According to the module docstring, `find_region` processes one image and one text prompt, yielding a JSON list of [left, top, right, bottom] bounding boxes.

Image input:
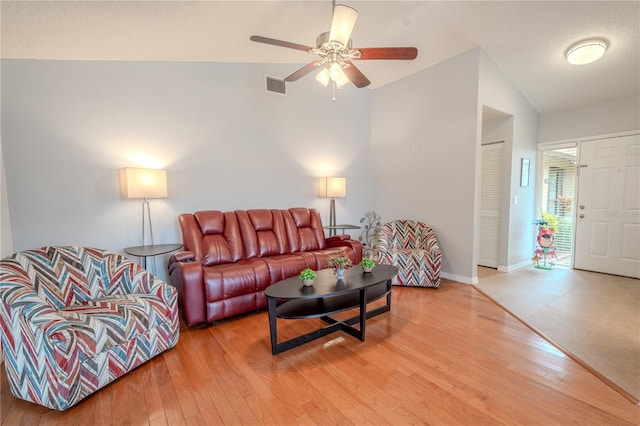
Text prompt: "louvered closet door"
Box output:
[[479, 142, 504, 268]]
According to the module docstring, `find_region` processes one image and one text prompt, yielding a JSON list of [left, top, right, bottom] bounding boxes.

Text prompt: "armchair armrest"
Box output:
[[103, 253, 176, 304], [0, 268, 74, 350]]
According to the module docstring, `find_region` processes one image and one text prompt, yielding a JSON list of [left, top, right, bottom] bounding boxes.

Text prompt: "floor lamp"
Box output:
[[120, 167, 167, 247], [318, 177, 346, 236]]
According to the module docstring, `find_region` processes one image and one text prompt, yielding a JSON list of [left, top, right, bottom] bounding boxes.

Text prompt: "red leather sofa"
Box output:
[[168, 208, 363, 325]]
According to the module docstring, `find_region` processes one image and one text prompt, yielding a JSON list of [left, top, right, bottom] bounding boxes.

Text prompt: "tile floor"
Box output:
[[475, 266, 639, 403]]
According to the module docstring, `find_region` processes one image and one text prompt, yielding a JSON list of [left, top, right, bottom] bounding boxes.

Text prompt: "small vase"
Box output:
[[302, 279, 314, 287], [363, 266, 373, 273], [335, 268, 345, 279]]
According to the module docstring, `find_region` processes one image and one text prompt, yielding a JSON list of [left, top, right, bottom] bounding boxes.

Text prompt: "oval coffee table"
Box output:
[[265, 264, 398, 355]]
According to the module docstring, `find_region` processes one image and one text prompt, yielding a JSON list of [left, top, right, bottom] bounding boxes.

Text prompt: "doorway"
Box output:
[[537, 145, 577, 267], [479, 142, 504, 268]]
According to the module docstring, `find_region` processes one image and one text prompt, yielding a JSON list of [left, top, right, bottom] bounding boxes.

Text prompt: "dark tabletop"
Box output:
[[123, 243, 183, 257], [265, 264, 398, 300]]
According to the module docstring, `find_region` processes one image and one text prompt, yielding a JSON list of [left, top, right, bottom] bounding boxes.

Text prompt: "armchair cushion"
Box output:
[[375, 220, 442, 288], [0, 246, 179, 411]]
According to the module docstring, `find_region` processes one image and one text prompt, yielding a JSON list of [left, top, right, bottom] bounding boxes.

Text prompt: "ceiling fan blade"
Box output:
[[284, 61, 323, 82], [329, 5, 358, 46], [250, 35, 313, 53], [343, 61, 370, 88], [355, 47, 418, 60]]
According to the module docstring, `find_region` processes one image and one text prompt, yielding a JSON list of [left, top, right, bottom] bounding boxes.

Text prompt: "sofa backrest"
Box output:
[[236, 209, 292, 259], [284, 208, 328, 252], [179, 211, 244, 266], [178, 208, 331, 263]]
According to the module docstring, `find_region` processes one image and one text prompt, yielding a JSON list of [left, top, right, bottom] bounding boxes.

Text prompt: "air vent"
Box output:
[[265, 76, 286, 95]]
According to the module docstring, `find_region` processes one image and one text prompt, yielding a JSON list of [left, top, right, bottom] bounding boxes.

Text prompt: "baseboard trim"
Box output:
[[497, 260, 531, 272], [441, 272, 476, 285]]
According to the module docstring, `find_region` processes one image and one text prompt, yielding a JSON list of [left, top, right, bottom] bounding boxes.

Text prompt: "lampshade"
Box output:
[[120, 168, 167, 199], [566, 39, 608, 65], [317, 63, 350, 88], [318, 177, 346, 198], [329, 4, 358, 47], [316, 68, 331, 86]]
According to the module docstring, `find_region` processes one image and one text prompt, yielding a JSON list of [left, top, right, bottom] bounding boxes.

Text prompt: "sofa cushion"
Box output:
[[58, 294, 170, 360], [285, 208, 327, 252], [202, 258, 270, 322], [237, 209, 291, 258], [193, 211, 244, 266], [203, 259, 270, 302]]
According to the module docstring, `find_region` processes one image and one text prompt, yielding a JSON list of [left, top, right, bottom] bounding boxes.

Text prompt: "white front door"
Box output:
[[478, 142, 504, 268], [574, 134, 640, 278]]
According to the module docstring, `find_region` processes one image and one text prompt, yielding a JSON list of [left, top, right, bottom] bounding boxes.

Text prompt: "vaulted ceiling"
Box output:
[[2, 1, 638, 115]]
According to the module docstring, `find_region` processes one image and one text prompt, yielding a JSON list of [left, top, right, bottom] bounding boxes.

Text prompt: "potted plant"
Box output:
[[299, 268, 317, 286], [360, 257, 376, 273], [328, 254, 353, 279]]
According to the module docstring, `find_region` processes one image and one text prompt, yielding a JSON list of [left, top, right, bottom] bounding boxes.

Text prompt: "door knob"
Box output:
[[579, 205, 585, 210], [579, 214, 585, 219]]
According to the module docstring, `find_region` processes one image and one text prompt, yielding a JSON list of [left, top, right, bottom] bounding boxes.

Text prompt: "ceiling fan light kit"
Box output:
[[566, 39, 608, 65], [328, 4, 358, 47], [250, 2, 418, 99]]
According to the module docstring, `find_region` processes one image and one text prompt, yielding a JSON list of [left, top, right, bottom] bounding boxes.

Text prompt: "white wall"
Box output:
[[539, 96, 640, 143], [477, 50, 539, 273], [1, 59, 372, 280], [371, 49, 481, 282]]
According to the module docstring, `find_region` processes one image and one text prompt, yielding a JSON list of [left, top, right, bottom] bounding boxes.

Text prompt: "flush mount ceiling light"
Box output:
[[566, 39, 608, 65]]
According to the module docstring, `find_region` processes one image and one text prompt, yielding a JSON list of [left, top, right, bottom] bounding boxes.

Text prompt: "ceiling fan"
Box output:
[[250, 1, 418, 91]]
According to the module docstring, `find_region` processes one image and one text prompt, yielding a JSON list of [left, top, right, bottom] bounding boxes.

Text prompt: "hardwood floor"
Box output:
[[474, 266, 640, 404], [2, 280, 638, 425]]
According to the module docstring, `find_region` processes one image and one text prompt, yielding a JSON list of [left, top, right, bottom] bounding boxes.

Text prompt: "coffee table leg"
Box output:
[[386, 279, 392, 310], [358, 288, 366, 341], [267, 296, 279, 355]]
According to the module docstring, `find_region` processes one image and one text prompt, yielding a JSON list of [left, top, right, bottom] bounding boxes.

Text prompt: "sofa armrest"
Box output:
[[168, 258, 206, 325], [171, 250, 196, 263], [326, 235, 350, 243], [326, 238, 363, 264]]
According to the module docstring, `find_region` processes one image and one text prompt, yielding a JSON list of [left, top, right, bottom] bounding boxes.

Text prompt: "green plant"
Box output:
[[360, 258, 375, 269], [298, 268, 317, 281], [540, 211, 559, 233], [328, 255, 353, 270]]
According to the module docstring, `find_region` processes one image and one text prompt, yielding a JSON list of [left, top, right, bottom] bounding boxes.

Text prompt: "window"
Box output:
[[538, 145, 577, 267]]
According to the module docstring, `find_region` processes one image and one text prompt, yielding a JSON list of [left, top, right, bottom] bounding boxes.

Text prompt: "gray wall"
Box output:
[[0, 145, 13, 258], [1, 59, 372, 279], [371, 48, 539, 282], [3, 55, 633, 284], [477, 49, 539, 273], [371, 49, 481, 282], [539, 96, 640, 143]]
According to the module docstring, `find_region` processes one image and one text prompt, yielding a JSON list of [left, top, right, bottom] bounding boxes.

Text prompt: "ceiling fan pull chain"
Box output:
[[332, 81, 336, 101]]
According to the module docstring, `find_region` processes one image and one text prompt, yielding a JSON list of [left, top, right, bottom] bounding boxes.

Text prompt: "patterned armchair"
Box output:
[[0, 246, 179, 411], [374, 220, 442, 287]]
